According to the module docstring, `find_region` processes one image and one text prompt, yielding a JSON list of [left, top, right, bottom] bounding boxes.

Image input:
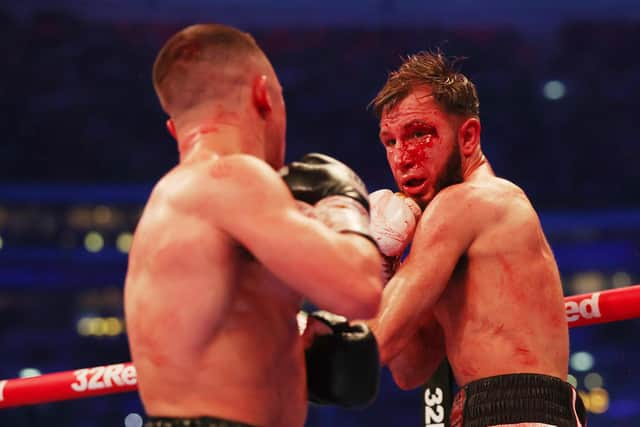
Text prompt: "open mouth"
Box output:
[[401, 177, 428, 196], [403, 178, 426, 188]]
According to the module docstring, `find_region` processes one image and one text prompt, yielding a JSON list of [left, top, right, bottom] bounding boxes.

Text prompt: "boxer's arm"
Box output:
[[373, 187, 477, 363], [387, 315, 445, 390], [213, 155, 382, 319]]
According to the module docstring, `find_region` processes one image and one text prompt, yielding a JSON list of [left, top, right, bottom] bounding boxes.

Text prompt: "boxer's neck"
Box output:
[[463, 150, 494, 181], [176, 113, 264, 163]]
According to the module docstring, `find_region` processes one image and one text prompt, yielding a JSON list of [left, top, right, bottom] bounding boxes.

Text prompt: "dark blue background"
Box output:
[[0, 1, 639, 425]]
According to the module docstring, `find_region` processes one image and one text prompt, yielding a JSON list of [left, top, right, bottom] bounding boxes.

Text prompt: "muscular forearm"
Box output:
[[387, 325, 445, 390], [370, 276, 428, 363], [368, 316, 410, 364]]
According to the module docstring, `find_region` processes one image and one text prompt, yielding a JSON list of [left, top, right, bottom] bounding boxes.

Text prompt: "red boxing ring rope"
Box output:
[[564, 284, 640, 327], [0, 362, 137, 409], [2, 284, 640, 409]]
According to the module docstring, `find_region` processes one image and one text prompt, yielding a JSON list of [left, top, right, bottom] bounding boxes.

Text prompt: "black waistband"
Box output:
[[452, 373, 586, 427], [144, 416, 257, 427]]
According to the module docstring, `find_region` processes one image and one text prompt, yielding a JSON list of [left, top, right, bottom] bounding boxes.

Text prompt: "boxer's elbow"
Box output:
[[388, 353, 430, 391], [339, 277, 381, 319], [375, 324, 409, 366], [391, 369, 422, 391], [377, 343, 396, 367]]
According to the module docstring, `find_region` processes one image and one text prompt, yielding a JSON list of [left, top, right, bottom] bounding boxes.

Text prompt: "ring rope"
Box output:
[[2, 284, 640, 409]]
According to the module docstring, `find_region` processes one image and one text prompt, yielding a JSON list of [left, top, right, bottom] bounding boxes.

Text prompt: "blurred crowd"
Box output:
[[1, 9, 640, 209]]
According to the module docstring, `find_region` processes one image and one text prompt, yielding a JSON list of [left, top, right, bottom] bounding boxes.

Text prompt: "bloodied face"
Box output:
[[379, 87, 463, 208]]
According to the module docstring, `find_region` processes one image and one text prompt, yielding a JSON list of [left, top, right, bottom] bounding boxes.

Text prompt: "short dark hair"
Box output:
[[371, 50, 479, 119], [152, 24, 266, 115]]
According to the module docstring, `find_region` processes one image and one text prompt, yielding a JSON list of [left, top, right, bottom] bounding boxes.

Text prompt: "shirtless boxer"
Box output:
[[367, 51, 587, 426], [124, 24, 382, 427]]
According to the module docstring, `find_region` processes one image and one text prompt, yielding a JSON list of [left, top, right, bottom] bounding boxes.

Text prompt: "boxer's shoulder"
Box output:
[[430, 177, 528, 221], [423, 183, 484, 222], [431, 178, 542, 249], [474, 177, 540, 227], [414, 181, 511, 247], [206, 153, 273, 176], [155, 154, 280, 204], [204, 154, 286, 195]]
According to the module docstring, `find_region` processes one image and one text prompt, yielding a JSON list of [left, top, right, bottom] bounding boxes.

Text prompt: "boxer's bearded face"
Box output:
[[433, 143, 463, 197], [379, 88, 463, 208]]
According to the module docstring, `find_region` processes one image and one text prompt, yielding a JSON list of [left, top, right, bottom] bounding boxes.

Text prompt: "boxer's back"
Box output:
[[125, 156, 307, 427], [434, 176, 569, 386]]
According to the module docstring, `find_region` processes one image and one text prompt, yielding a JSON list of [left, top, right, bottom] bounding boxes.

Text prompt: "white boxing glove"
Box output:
[[370, 189, 421, 257], [369, 189, 421, 281]]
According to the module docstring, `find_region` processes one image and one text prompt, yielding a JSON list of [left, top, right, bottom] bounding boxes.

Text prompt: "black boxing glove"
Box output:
[[280, 153, 370, 208], [304, 310, 380, 408], [280, 153, 374, 241]]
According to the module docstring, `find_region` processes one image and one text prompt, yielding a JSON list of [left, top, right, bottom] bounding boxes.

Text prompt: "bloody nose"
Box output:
[[397, 141, 424, 170]]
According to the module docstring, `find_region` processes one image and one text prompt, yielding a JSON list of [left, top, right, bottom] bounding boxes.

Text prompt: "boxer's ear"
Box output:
[[458, 117, 480, 156], [166, 118, 177, 140], [252, 75, 272, 118]]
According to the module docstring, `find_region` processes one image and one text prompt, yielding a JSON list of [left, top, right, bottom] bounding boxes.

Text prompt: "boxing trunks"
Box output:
[[145, 416, 257, 427], [450, 373, 586, 427]]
